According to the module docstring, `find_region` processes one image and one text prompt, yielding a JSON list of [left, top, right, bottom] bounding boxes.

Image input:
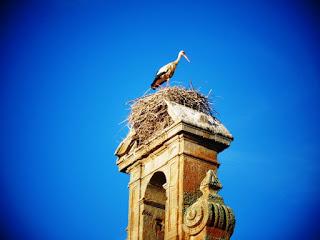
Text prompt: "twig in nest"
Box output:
[[127, 86, 214, 146]]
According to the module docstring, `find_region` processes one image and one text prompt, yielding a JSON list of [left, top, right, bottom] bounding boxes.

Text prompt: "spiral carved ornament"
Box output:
[[183, 200, 211, 235]]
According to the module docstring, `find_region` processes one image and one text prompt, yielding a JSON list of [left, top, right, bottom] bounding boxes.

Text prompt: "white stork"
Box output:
[[151, 50, 190, 90]]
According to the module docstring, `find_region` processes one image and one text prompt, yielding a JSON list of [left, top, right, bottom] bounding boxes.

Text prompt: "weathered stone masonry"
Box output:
[[115, 101, 235, 240]]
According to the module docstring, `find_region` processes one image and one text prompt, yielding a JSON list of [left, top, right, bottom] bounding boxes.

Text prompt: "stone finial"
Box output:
[[183, 170, 235, 239], [200, 169, 222, 193]]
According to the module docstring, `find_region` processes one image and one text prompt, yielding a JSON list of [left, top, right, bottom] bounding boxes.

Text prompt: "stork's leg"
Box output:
[[166, 79, 170, 87]]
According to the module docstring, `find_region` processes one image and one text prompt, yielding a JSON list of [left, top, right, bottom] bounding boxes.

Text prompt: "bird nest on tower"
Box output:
[[127, 86, 213, 146]]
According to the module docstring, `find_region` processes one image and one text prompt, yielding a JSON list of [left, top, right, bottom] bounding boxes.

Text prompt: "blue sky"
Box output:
[[1, 0, 319, 239]]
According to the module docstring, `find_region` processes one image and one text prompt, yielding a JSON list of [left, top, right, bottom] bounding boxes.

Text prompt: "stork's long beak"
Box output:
[[183, 54, 190, 63]]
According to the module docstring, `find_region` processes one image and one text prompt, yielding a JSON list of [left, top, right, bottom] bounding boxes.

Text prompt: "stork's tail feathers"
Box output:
[[151, 77, 160, 90]]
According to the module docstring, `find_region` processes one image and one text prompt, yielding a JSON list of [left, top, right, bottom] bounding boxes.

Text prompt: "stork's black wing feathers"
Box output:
[[154, 70, 166, 79], [151, 75, 162, 89], [151, 69, 168, 89]]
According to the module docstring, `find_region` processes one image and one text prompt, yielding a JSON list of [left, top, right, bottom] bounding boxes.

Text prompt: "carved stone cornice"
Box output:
[[116, 121, 232, 173]]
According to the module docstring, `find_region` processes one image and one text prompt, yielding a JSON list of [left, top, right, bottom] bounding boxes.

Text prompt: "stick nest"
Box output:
[[127, 86, 214, 146]]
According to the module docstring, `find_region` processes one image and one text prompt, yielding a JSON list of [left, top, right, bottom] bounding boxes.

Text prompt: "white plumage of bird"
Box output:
[[151, 50, 190, 90]]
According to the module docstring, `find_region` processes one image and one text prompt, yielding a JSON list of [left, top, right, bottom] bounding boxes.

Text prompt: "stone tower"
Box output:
[[115, 99, 235, 240]]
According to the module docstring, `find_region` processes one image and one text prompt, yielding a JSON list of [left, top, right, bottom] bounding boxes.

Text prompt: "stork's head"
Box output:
[[179, 50, 190, 62]]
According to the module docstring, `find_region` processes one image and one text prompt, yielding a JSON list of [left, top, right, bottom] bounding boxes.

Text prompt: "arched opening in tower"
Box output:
[[142, 171, 167, 240]]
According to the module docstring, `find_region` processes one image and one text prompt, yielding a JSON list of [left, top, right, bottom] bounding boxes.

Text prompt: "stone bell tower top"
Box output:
[[115, 87, 235, 240], [116, 99, 233, 172]]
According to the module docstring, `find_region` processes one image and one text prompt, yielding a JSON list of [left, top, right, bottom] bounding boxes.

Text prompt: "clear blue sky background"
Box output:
[[1, 0, 319, 239]]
